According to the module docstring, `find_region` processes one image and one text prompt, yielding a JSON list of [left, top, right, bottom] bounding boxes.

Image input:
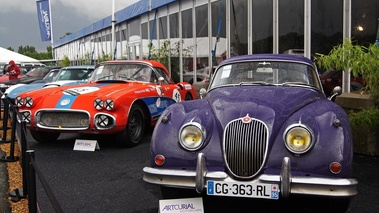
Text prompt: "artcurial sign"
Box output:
[[159, 197, 204, 213], [36, 0, 51, 41]]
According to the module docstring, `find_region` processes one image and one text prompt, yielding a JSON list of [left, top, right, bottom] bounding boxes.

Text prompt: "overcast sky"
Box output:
[[0, 0, 139, 52]]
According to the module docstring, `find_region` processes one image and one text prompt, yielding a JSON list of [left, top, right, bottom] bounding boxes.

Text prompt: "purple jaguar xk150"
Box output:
[[143, 54, 358, 212]]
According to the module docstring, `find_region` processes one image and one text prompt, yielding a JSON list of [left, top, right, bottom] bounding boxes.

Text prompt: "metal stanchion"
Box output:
[[27, 150, 37, 213], [0, 98, 11, 143], [0, 102, 19, 162], [9, 120, 27, 201]]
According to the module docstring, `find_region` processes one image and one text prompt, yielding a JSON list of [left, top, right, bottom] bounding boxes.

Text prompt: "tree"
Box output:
[[18, 45, 37, 54], [59, 56, 71, 67], [148, 40, 193, 83], [315, 39, 379, 101]]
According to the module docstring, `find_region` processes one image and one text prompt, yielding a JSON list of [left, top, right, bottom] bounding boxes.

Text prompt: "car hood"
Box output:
[[4, 83, 44, 99], [205, 86, 322, 132], [32, 81, 156, 99], [20, 76, 44, 83]]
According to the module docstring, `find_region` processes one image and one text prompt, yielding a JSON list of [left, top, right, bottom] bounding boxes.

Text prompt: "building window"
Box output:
[[352, 0, 379, 46], [231, 0, 247, 56], [279, 0, 304, 54], [128, 18, 141, 37], [182, 9, 193, 38], [311, 0, 343, 56], [141, 22, 148, 40], [211, 0, 226, 38], [252, 0, 273, 53], [159, 16, 168, 39], [149, 19, 157, 39], [170, 13, 179, 38], [196, 4, 208, 37]]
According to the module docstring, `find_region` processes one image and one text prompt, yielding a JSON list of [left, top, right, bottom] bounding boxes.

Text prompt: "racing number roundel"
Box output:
[[172, 89, 181, 102]]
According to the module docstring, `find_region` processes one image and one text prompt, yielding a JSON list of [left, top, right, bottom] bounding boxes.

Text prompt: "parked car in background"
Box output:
[[183, 66, 214, 84], [143, 54, 357, 212], [1, 66, 57, 85], [0, 69, 28, 85], [3, 65, 94, 103], [320, 69, 365, 96], [1, 62, 46, 75], [16, 60, 198, 148]]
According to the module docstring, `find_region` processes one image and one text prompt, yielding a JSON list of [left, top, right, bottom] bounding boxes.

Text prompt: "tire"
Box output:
[[350, 82, 363, 91], [185, 92, 193, 101], [30, 130, 60, 143], [115, 104, 145, 148]]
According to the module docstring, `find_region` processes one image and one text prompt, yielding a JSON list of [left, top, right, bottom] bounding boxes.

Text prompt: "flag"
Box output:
[[36, 0, 52, 41]]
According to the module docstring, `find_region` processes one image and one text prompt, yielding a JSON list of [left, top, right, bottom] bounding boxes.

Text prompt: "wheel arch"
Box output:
[[131, 99, 152, 127]]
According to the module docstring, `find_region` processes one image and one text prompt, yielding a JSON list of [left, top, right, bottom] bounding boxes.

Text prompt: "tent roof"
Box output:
[[0, 47, 39, 65]]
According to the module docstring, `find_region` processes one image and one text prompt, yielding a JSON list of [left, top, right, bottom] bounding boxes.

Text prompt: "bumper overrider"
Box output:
[[143, 153, 358, 198]]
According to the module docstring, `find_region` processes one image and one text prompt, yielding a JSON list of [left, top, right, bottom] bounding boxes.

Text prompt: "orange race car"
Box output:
[[15, 60, 197, 148]]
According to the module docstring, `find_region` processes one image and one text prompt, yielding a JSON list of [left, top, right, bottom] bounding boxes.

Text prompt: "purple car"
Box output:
[[143, 54, 358, 212]]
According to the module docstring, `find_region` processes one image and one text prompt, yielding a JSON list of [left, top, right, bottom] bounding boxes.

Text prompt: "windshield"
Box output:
[[54, 68, 93, 81], [26, 67, 50, 77], [42, 69, 60, 81], [90, 64, 160, 83], [209, 61, 322, 90]]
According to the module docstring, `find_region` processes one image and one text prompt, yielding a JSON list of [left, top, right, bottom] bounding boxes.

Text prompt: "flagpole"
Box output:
[[112, 0, 115, 59], [49, 0, 55, 60]]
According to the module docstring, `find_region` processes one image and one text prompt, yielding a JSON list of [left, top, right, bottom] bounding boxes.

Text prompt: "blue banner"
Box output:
[[36, 0, 52, 41]]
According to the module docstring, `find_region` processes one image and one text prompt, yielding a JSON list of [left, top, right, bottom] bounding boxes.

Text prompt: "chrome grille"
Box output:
[[36, 111, 90, 129], [223, 116, 268, 178]]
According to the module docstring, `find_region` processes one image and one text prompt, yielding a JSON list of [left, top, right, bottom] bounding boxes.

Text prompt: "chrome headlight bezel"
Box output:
[[105, 99, 114, 110], [25, 97, 33, 108], [283, 123, 314, 154], [15, 96, 24, 107], [94, 98, 103, 110], [179, 122, 205, 151]]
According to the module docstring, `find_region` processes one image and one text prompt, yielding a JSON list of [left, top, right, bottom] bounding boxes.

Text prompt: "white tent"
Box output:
[[0, 47, 39, 65]]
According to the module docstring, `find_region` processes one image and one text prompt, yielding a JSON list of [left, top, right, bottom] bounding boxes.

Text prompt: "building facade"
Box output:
[[53, 0, 379, 82]]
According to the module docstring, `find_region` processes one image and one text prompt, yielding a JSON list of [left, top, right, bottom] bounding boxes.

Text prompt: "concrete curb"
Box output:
[[0, 149, 11, 213]]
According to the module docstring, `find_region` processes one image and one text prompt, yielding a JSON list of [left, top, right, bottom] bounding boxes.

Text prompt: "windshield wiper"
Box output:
[[282, 82, 309, 86], [239, 81, 272, 86]]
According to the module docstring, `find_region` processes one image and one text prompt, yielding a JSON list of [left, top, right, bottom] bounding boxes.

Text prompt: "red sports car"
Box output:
[[320, 70, 365, 96], [16, 60, 198, 147]]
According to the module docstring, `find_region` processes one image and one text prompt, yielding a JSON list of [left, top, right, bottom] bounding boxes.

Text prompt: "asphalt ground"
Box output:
[[1, 131, 379, 212]]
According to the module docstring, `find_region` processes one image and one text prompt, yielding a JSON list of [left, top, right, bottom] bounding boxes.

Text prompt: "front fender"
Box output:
[[266, 99, 353, 177], [150, 100, 224, 170]]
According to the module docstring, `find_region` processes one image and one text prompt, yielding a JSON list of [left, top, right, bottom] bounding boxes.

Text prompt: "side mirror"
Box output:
[[328, 86, 342, 100], [199, 88, 207, 99]]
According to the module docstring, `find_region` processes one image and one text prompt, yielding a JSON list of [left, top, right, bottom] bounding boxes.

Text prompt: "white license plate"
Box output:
[[207, 181, 279, 200]]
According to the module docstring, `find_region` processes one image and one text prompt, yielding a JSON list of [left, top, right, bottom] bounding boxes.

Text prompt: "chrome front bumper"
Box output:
[[143, 153, 358, 198]]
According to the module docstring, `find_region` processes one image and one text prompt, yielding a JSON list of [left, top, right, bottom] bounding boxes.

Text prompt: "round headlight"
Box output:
[[94, 98, 103, 110], [105, 99, 114, 110], [25, 97, 33, 107], [15, 97, 24, 107], [284, 124, 313, 154], [179, 122, 205, 151]]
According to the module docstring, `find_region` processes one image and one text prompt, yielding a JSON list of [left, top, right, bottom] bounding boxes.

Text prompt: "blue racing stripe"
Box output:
[[55, 94, 78, 109]]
